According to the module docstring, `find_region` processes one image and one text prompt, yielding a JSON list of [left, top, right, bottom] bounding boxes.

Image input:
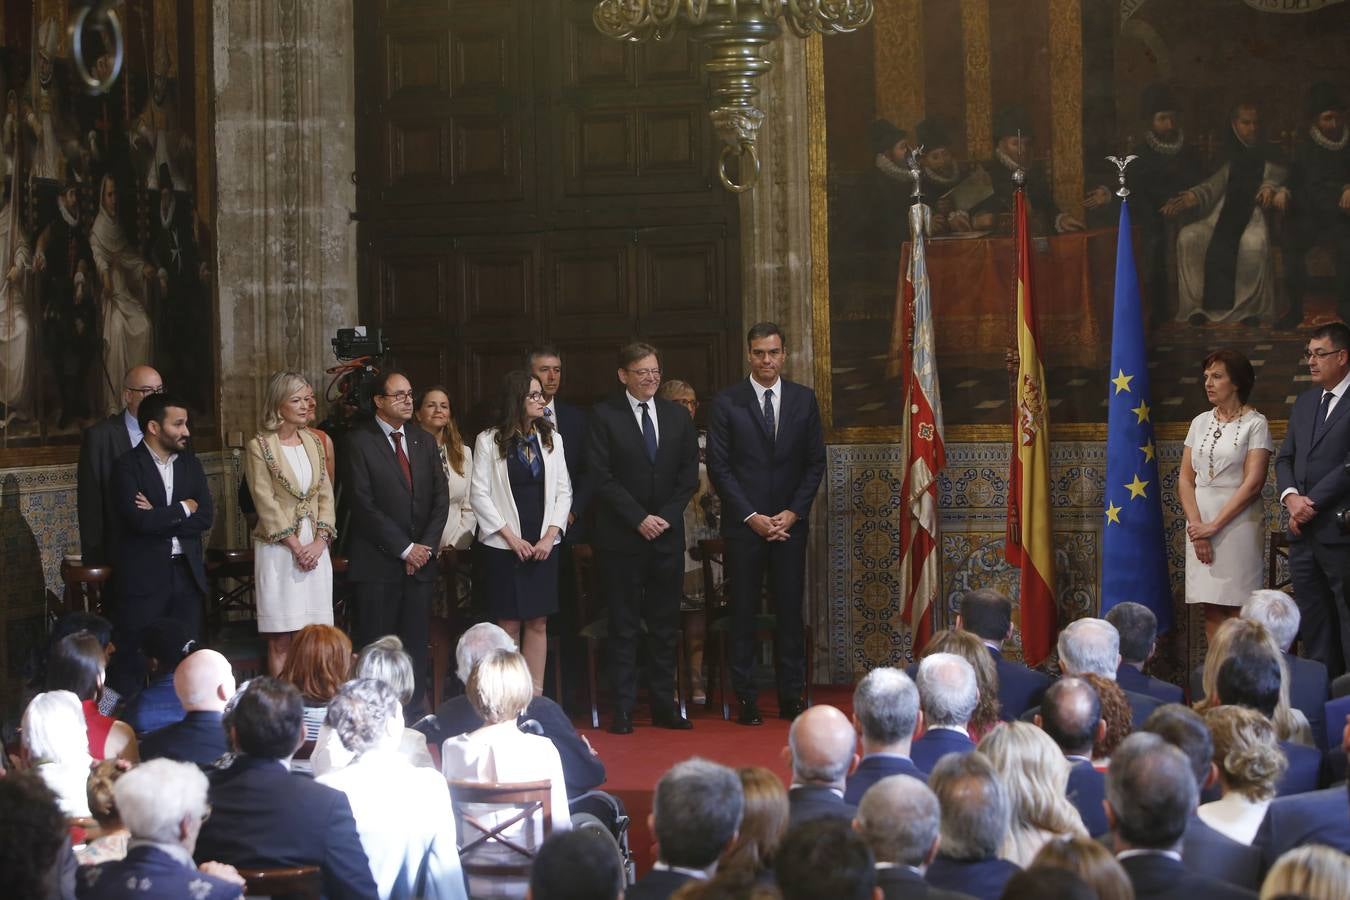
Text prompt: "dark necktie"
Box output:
[[763, 388, 776, 439], [639, 402, 658, 463], [1313, 391, 1334, 443], [391, 430, 412, 488]]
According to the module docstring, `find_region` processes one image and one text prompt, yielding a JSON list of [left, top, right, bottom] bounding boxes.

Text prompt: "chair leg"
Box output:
[[676, 628, 687, 720], [719, 633, 732, 721], [587, 638, 600, 730]]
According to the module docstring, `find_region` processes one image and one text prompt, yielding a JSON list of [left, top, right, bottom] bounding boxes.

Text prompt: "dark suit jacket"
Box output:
[[1180, 813, 1262, 891], [626, 868, 695, 900], [1116, 663, 1184, 704], [1275, 384, 1350, 545], [844, 754, 924, 805], [342, 419, 449, 583], [1118, 852, 1256, 900], [430, 695, 606, 797], [910, 728, 975, 775], [1277, 738, 1326, 795], [706, 378, 826, 539], [787, 784, 856, 828], [1066, 759, 1108, 837], [77, 411, 135, 565], [1253, 786, 1350, 866], [77, 845, 242, 899], [923, 855, 1019, 900], [988, 646, 1052, 720], [195, 755, 377, 899], [140, 710, 228, 766], [111, 442, 214, 596], [1286, 651, 1330, 749], [552, 400, 591, 541], [585, 392, 698, 555], [877, 866, 974, 900]]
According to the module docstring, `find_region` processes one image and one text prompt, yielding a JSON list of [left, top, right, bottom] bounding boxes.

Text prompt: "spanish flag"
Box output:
[[1005, 190, 1057, 666]]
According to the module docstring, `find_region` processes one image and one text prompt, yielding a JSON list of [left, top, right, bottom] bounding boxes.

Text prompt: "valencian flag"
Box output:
[[1006, 190, 1057, 666], [1101, 196, 1172, 630], [900, 199, 945, 655]]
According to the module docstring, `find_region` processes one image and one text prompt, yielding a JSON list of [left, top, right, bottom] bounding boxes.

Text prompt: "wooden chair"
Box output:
[[59, 560, 114, 618], [1268, 530, 1292, 593], [204, 548, 256, 634], [236, 865, 322, 899], [449, 779, 553, 881]]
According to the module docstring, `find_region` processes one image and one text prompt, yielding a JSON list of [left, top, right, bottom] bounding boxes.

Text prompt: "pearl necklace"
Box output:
[[1198, 406, 1246, 480]]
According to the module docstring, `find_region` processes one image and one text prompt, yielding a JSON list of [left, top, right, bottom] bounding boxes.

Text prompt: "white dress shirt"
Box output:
[[123, 408, 143, 448], [626, 391, 659, 444], [145, 445, 192, 555], [749, 376, 782, 438], [1281, 368, 1350, 502]]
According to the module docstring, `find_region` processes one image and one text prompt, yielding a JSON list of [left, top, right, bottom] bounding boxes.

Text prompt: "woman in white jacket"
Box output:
[[469, 370, 571, 696]]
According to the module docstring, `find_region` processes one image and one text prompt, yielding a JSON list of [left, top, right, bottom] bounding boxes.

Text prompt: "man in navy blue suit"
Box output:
[[787, 705, 859, 828], [109, 392, 213, 696], [853, 774, 974, 900], [911, 653, 978, 775], [1215, 651, 1325, 795], [1037, 677, 1108, 836], [627, 758, 742, 900], [1252, 708, 1350, 865], [140, 649, 235, 766], [707, 322, 826, 725], [845, 667, 923, 804], [1107, 602, 1184, 704], [1058, 618, 1163, 729], [924, 752, 1020, 900], [956, 588, 1052, 720], [1276, 321, 1350, 677]]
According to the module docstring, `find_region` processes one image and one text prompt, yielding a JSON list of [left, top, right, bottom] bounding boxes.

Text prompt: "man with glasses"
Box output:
[[1276, 322, 1350, 675], [77, 364, 163, 567], [586, 342, 698, 733], [342, 371, 449, 716]]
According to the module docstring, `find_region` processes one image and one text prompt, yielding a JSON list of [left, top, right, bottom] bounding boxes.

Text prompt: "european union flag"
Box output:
[[1101, 197, 1172, 632]]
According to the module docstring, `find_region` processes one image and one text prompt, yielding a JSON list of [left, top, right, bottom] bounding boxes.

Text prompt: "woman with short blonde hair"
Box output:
[[978, 721, 1087, 867], [1260, 845, 1350, 900], [1198, 705, 1286, 845]]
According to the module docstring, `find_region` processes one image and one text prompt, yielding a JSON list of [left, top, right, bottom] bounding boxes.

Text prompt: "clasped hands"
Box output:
[[1284, 494, 1317, 537], [504, 532, 554, 563], [748, 510, 799, 542], [404, 543, 435, 575]]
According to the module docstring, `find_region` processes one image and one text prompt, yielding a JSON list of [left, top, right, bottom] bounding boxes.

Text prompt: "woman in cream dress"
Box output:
[[1178, 349, 1272, 643], [244, 372, 336, 675], [415, 385, 476, 552]]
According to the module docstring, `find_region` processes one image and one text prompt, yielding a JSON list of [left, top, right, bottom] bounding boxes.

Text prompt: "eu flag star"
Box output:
[[1131, 401, 1151, 424], [1139, 440, 1155, 463], [1105, 501, 1122, 524], [1111, 369, 1134, 395], [1125, 474, 1149, 499]]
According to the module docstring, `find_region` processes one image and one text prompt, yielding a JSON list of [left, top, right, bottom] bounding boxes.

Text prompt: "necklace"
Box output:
[[1198, 407, 1245, 480]]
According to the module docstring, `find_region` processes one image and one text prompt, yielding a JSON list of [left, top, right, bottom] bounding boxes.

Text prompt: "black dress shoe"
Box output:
[[779, 698, 807, 720], [652, 709, 693, 730], [609, 712, 634, 735], [736, 701, 764, 726]]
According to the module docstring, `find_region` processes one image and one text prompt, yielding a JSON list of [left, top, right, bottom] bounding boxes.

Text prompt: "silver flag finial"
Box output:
[[907, 144, 925, 201], [1107, 154, 1138, 198]]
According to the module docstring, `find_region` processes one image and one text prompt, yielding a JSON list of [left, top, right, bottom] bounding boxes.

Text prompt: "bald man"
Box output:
[[787, 704, 860, 827], [139, 649, 236, 765], [1036, 677, 1108, 836]]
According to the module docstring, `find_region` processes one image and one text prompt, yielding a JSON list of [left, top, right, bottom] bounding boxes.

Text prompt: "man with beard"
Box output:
[[972, 107, 1084, 235], [1164, 101, 1288, 326], [36, 169, 97, 427], [913, 118, 975, 235], [1283, 82, 1350, 328]]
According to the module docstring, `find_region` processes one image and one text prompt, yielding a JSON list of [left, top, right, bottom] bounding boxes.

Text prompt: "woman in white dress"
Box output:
[[244, 371, 336, 675], [1179, 349, 1272, 643], [90, 174, 154, 415]]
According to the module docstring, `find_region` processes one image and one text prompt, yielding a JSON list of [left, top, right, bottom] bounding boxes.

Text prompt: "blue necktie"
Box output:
[[762, 388, 776, 440], [1313, 391, 1334, 443], [639, 402, 657, 462]]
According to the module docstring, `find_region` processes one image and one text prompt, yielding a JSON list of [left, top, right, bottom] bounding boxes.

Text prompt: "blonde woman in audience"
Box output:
[[1196, 617, 1311, 745], [1259, 845, 1350, 900], [415, 385, 477, 554], [20, 690, 94, 817], [1031, 836, 1135, 900], [75, 759, 133, 865], [278, 623, 352, 774], [1198, 705, 1286, 845], [718, 766, 789, 882], [978, 721, 1087, 867], [922, 629, 1002, 741]]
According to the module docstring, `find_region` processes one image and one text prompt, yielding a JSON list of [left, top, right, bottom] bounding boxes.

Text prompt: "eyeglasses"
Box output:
[[524, 391, 546, 401], [380, 390, 414, 401], [675, 398, 698, 408], [627, 368, 661, 379], [1302, 349, 1345, 361], [125, 384, 164, 395]]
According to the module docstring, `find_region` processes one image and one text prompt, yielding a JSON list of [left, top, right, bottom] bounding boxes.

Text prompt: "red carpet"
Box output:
[[573, 687, 855, 875]]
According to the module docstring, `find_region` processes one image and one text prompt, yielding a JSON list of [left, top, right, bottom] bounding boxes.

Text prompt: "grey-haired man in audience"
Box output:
[[854, 774, 974, 900], [627, 758, 743, 900]]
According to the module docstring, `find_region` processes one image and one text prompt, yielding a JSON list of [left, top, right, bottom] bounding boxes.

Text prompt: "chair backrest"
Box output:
[[237, 865, 322, 900], [448, 778, 553, 877]]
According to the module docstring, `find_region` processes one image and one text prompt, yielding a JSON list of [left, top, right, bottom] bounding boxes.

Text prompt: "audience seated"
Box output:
[[774, 818, 878, 900], [441, 648, 572, 841], [1036, 677, 1109, 836], [138, 649, 236, 766], [1082, 672, 1134, 761], [76, 759, 245, 899], [846, 667, 923, 804], [785, 704, 859, 827], [312, 636, 434, 776], [1107, 601, 1184, 704], [1251, 716, 1350, 863], [718, 766, 787, 883], [1139, 704, 1262, 891], [1196, 618, 1311, 746], [432, 623, 605, 799], [48, 613, 121, 716], [629, 758, 743, 900], [977, 721, 1087, 866], [0, 772, 77, 900], [47, 632, 138, 762], [22, 690, 95, 817], [923, 751, 1020, 900], [278, 623, 352, 774], [1214, 649, 1325, 795], [1105, 733, 1254, 900], [853, 774, 972, 900], [998, 867, 1095, 900], [1057, 617, 1162, 729], [1029, 835, 1133, 900], [911, 654, 978, 775], [955, 588, 1051, 721], [529, 830, 625, 900], [316, 679, 465, 900], [920, 630, 1001, 742], [75, 760, 133, 866], [193, 676, 377, 898], [1259, 845, 1350, 900], [121, 618, 193, 735], [1198, 705, 1286, 845]]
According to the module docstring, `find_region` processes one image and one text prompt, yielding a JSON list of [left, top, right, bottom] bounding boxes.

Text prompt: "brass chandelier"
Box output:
[[593, 0, 874, 192]]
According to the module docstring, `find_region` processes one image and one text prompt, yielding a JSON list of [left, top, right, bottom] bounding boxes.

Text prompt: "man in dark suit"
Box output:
[[1140, 705, 1262, 892], [1252, 785, 1350, 864], [788, 705, 860, 827], [1057, 617, 1164, 729], [1240, 589, 1331, 749], [911, 654, 977, 775], [1107, 602, 1184, 704], [1215, 652, 1326, 795], [707, 322, 826, 725], [1108, 734, 1255, 900], [1276, 321, 1350, 676], [531, 831, 624, 900], [342, 371, 449, 717], [586, 342, 698, 734], [108, 392, 213, 696], [775, 819, 882, 900], [77, 363, 162, 566], [854, 774, 975, 900], [1037, 677, 1109, 836], [924, 753, 1021, 900], [195, 677, 377, 898], [845, 668, 923, 804], [627, 758, 742, 900], [140, 648, 235, 766], [955, 588, 1052, 720]]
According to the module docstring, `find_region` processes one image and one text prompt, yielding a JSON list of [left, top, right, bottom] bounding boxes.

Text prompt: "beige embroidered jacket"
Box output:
[[243, 429, 337, 544]]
